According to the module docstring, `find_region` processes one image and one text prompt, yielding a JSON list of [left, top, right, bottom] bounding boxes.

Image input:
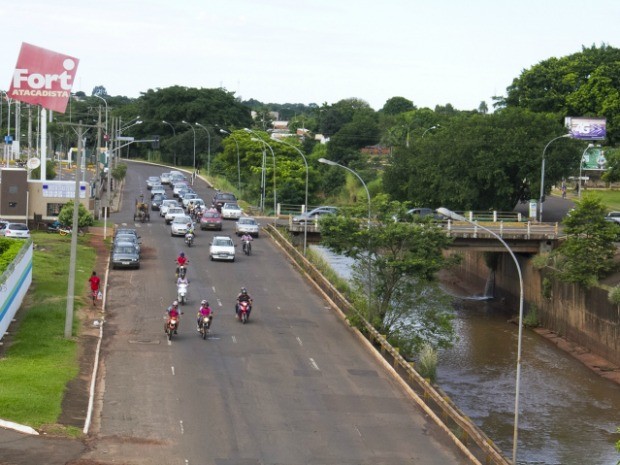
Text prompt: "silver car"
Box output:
[[171, 215, 193, 236], [235, 217, 260, 237]]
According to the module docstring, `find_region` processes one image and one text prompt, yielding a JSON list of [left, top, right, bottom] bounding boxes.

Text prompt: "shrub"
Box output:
[[417, 343, 438, 382], [608, 285, 620, 306]]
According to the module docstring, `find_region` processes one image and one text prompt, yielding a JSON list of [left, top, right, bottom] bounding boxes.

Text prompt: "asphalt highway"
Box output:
[[81, 161, 469, 464]]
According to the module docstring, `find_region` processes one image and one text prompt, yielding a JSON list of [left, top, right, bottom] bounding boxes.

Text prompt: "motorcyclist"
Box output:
[[241, 233, 253, 254], [166, 300, 182, 333], [185, 226, 195, 245], [196, 299, 213, 331], [177, 274, 189, 286], [176, 252, 189, 277], [235, 287, 253, 317]]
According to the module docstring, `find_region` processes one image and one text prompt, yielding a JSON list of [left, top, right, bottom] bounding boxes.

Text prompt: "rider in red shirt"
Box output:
[[176, 252, 189, 278]]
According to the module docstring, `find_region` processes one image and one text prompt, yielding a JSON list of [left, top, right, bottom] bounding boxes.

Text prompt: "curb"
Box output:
[[0, 419, 38, 435]]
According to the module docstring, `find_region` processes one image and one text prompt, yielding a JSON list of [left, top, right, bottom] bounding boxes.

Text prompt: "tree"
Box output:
[[546, 194, 617, 287], [319, 197, 457, 353], [478, 101, 489, 114], [382, 96, 415, 115], [92, 85, 108, 97], [58, 200, 95, 228]]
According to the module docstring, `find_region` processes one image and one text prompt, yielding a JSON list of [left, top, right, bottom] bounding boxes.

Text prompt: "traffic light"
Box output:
[[152, 135, 160, 149]]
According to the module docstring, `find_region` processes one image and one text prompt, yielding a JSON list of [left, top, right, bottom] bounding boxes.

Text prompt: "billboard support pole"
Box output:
[[40, 107, 47, 180]]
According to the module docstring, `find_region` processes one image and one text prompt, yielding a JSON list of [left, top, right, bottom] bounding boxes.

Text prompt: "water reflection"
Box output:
[[312, 245, 620, 465]]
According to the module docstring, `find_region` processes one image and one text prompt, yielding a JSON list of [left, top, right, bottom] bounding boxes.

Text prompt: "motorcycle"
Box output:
[[242, 239, 252, 256], [165, 316, 179, 341], [47, 220, 62, 233], [237, 300, 250, 324], [198, 314, 212, 340], [177, 282, 188, 305], [176, 264, 187, 280], [184, 231, 194, 247]]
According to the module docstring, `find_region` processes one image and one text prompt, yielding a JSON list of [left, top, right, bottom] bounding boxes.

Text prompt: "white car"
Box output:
[[171, 215, 193, 236], [151, 185, 166, 198], [173, 182, 190, 197], [160, 172, 172, 184], [165, 206, 186, 224], [221, 203, 242, 220], [235, 217, 260, 237], [3, 222, 30, 239], [160, 199, 180, 217], [146, 176, 161, 189], [181, 193, 199, 208], [209, 235, 236, 262]]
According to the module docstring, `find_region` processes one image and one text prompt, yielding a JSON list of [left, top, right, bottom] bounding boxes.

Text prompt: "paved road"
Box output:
[[81, 161, 469, 464]]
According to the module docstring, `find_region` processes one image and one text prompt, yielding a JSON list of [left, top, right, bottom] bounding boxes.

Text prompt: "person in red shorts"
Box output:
[[88, 271, 101, 305]]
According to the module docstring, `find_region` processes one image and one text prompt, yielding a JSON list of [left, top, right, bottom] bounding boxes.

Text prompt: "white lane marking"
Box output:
[[277, 306, 281, 310], [296, 336, 303, 346], [232, 335, 237, 344], [168, 339, 172, 346], [309, 358, 320, 371], [355, 425, 362, 436], [171, 366, 175, 376], [212, 286, 216, 293], [217, 299, 222, 307], [179, 420, 184, 434]]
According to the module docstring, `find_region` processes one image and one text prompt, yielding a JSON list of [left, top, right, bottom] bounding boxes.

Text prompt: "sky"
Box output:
[[2, 0, 620, 112]]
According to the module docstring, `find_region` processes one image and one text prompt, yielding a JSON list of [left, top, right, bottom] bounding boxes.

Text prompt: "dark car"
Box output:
[[200, 209, 223, 230], [151, 193, 167, 211], [111, 242, 141, 269], [212, 192, 237, 212]]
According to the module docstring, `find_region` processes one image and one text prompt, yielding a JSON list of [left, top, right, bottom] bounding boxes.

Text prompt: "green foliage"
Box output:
[[542, 277, 552, 300], [111, 163, 127, 181], [381, 96, 415, 115], [416, 343, 438, 382], [319, 198, 457, 350], [523, 304, 540, 327], [0, 239, 27, 273], [608, 286, 620, 306], [30, 159, 56, 180], [57, 201, 95, 228], [550, 194, 617, 287], [383, 108, 578, 211]]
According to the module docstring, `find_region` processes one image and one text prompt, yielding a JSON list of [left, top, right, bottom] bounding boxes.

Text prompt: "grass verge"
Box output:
[[0, 231, 95, 428]]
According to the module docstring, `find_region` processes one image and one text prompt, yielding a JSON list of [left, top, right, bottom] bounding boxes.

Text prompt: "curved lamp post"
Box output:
[[220, 129, 241, 192], [422, 124, 439, 138], [251, 136, 277, 221], [539, 133, 571, 221], [436, 207, 524, 465], [162, 120, 177, 165], [195, 122, 211, 177], [318, 157, 372, 308], [578, 143, 595, 199], [244, 129, 266, 212], [275, 138, 309, 255], [181, 120, 196, 182]]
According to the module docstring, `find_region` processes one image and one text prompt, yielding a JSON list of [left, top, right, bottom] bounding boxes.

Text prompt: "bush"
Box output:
[[523, 304, 540, 327], [417, 343, 438, 382], [608, 285, 620, 306], [58, 201, 94, 228]]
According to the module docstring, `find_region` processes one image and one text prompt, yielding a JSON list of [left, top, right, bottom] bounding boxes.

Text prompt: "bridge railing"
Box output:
[[266, 224, 511, 465], [443, 220, 560, 240], [456, 211, 525, 222]]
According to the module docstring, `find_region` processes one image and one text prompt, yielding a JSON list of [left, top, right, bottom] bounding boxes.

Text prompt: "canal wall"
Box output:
[[448, 250, 620, 367]]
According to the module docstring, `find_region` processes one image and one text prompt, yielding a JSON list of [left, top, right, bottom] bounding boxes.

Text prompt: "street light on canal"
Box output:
[[539, 133, 571, 221], [275, 138, 309, 255], [436, 207, 524, 465], [318, 157, 372, 310]]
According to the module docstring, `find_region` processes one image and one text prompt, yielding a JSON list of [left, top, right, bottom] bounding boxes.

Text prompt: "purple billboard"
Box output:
[[565, 117, 607, 140]]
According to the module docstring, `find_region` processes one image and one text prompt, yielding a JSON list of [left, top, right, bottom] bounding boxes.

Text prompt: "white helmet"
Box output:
[[201, 299, 207, 306], [172, 300, 179, 306]]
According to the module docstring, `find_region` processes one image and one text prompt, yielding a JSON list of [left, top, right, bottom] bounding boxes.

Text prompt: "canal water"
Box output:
[[312, 245, 620, 465]]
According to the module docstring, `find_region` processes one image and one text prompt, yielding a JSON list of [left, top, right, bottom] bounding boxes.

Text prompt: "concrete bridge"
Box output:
[[287, 219, 562, 254]]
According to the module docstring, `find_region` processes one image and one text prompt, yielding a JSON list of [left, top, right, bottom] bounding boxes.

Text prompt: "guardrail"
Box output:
[[265, 224, 510, 465], [444, 220, 561, 240]]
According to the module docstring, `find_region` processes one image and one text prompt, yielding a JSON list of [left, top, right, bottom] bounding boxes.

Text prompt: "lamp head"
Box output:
[[435, 207, 465, 221], [318, 157, 336, 166]]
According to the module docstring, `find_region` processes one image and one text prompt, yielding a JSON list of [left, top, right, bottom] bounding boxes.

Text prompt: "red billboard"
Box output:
[[8, 43, 79, 114]]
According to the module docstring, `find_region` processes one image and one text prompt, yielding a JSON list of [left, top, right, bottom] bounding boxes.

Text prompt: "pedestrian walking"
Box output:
[[89, 271, 101, 305]]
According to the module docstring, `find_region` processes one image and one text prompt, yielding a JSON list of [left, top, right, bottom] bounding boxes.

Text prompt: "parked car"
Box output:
[[111, 241, 141, 269], [292, 206, 339, 224], [171, 215, 193, 236], [209, 235, 236, 262], [221, 202, 242, 220], [235, 217, 260, 237], [114, 233, 141, 255], [160, 199, 180, 217], [200, 209, 223, 230], [3, 222, 30, 239], [114, 228, 139, 239], [604, 211, 620, 225], [165, 206, 186, 224], [151, 193, 167, 210], [212, 192, 237, 212]]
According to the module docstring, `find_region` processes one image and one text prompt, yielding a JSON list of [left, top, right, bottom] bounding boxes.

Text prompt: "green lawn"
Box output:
[[0, 232, 95, 431]]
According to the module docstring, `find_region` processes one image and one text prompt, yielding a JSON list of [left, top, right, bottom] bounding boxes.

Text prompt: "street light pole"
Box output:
[[220, 129, 241, 192], [318, 157, 372, 308], [539, 133, 571, 221], [251, 137, 277, 221], [162, 120, 177, 165], [422, 124, 439, 137], [276, 138, 309, 255], [244, 129, 267, 214], [578, 143, 595, 199], [195, 122, 211, 177], [181, 120, 196, 184], [436, 207, 524, 465]]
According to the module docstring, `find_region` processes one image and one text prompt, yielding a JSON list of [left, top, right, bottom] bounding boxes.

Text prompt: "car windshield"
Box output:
[[168, 208, 183, 214], [240, 218, 255, 225], [214, 238, 231, 246], [8, 224, 28, 230], [173, 216, 191, 224], [115, 246, 136, 254], [204, 212, 218, 218]]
